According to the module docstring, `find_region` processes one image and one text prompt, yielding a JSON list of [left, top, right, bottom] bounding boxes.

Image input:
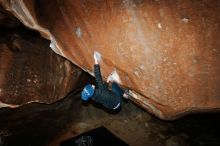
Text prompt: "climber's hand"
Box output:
[[94, 58, 98, 64], [107, 70, 121, 84], [123, 89, 130, 99], [93, 51, 101, 65], [123, 93, 129, 99]]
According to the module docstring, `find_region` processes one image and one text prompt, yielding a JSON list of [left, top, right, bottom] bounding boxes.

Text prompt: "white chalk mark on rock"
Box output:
[[158, 23, 162, 30], [139, 64, 145, 70], [182, 18, 189, 23], [75, 26, 82, 38]]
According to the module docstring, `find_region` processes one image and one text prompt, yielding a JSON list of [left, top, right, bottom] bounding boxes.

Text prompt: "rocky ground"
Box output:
[[0, 90, 220, 146]]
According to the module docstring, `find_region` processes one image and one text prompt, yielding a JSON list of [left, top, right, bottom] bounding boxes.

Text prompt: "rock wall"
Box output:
[[0, 25, 88, 108], [0, 0, 220, 119]]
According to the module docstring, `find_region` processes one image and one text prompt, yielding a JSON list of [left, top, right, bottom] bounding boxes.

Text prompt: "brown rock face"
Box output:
[[0, 26, 88, 108], [0, 0, 220, 119]]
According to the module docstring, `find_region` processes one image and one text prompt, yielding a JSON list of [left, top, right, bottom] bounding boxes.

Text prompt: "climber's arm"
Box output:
[[94, 64, 105, 89]]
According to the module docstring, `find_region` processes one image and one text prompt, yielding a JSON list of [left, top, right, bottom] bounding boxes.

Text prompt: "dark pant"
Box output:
[[111, 82, 124, 97]]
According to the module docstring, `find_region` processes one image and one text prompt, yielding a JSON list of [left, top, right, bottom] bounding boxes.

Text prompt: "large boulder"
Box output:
[[0, 0, 220, 119]]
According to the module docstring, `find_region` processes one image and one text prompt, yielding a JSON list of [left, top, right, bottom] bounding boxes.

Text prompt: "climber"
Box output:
[[81, 52, 129, 110]]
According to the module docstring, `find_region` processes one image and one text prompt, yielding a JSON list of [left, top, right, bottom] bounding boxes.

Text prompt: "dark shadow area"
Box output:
[[0, 90, 83, 146], [168, 113, 220, 146], [0, 89, 220, 146]]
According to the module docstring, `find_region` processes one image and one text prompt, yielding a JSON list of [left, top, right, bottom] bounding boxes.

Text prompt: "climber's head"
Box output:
[[81, 84, 95, 101]]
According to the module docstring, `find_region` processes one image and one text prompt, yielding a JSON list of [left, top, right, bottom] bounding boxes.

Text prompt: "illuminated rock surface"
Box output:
[[0, 25, 88, 107], [0, 0, 220, 119]]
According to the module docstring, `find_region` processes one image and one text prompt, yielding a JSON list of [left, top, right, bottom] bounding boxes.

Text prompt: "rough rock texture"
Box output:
[[0, 0, 220, 119], [0, 26, 88, 107]]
